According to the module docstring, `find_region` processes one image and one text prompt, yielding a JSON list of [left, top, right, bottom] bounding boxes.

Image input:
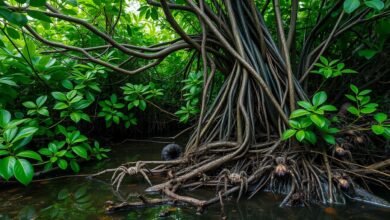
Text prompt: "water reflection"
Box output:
[[0, 140, 389, 220]]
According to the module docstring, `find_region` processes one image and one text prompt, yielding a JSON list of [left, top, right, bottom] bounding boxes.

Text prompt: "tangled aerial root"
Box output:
[[93, 137, 390, 214]]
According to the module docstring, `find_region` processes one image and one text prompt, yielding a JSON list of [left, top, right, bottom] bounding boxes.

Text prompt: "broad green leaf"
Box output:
[[7, 13, 28, 26], [296, 130, 305, 142], [310, 114, 326, 128], [13, 127, 38, 143], [0, 150, 9, 156], [139, 100, 147, 111], [4, 127, 18, 143], [344, 0, 361, 13], [0, 109, 12, 128], [0, 156, 16, 180], [374, 113, 387, 123], [282, 129, 296, 140], [22, 101, 37, 109], [72, 146, 88, 159], [70, 160, 80, 172], [312, 91, 327, 106], [319, 105, 337, 111], [54, 102, 69, 110], [365, 0, 384, 10], [51, 92, 67, 101], [70, 112, 81, 123], [371, 125, 384, 135], [322, 134, 336, 145], [360, 107, 376, 114], [13, 159, 34, 185], [350, 84, 359, 94], [347, 106, 359, 116], [38, 148, 51, 156], [358, 49, 377, 59], [27, 10, 52, 23], [297, 101, 312, 110], [345, 94, 356, 101], [37, 108, 49, 116], [289, 120, 301, 129], [16, 150, 42, 161], [359, 90, 372, 96], [290, 109, 310, 119], [36, 96, 47, 107], [57, 159, 68, 170], [304, 131, 317, 145], [319, 56, 328, 65]]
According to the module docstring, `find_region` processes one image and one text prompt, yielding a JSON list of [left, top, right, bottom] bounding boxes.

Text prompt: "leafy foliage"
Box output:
[[175, 72, 203, 123], [311, 56, 357, 79], [283, 91, 339, 145]]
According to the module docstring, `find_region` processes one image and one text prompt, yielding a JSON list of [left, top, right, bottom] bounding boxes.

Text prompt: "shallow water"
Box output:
[[0, 140, 389, 220]]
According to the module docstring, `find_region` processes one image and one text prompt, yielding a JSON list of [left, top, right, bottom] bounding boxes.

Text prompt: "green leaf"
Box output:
[[344, 0, 361, 13], [282, 129, 296, 140], [36, 96, 47, 107], [322, 134, 336, 145], [342, 69, 358, 74], [30, 0, 47, 7], [345, 94, 356, 102], [0, 156, 16, 180], [290, 109, 310, 119], [350, 84, 359, 94], [13, 159, 34, 185], [360, 107, 376, 114], [37, 108, 49, 116], [319, 105, 337, 111], [57, 159, 68, 170], [304, 131, 317, 145], [38, 148, 51, 156], [371, 125, 384, 135], [347, 106, 359, 116], [7, 13, 28, 26], [16, 150, 42, 161], [358, 49, 377, 59], [359, 90, 372, 96], [365, 0, 384, 10], [70, 112, 81, 123], [139, 100, 147, 111], [0, 109, 12, 128], [297, 101, 312, 110], [374, 113, 387, 123], [13, 127, 38, 143], [296, 130, 305, 142], [22, 101, 37, 109], [51, 92, 67, 101], [72, 146, 88, 159], [312, 91, 327, 106], [310, 114, 326, 128], [27, 10, 52, 23], [0, 150, 9, 156], [54, 102, 69, 110], [300, 118, 313, 128], [70, 160, 80, 173], [289, 120, 301, 129], [319, 56, 329, 65]]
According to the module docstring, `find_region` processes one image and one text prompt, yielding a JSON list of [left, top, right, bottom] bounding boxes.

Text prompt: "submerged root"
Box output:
[[94, 139, 390, 214]]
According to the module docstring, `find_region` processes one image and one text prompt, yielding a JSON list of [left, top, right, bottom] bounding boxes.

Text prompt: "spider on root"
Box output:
[[332, 138, 353, 160], [332, 171, 352, 190], [217, 169, 249, 201]]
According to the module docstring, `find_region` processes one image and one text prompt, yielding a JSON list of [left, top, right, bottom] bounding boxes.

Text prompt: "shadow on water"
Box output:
[[0, 140, 389, 219]]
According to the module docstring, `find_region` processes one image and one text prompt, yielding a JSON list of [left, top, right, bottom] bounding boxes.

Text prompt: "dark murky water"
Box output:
[[0, 140, 389, 219]]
